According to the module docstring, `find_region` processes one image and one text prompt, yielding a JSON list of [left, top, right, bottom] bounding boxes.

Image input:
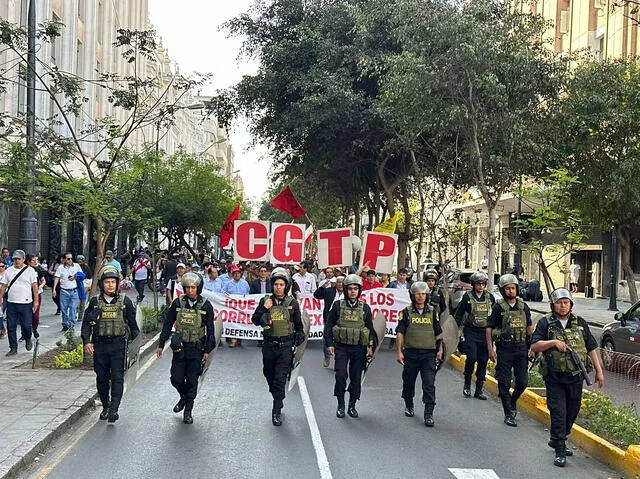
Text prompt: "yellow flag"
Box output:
[[373, 213, 398, 234]]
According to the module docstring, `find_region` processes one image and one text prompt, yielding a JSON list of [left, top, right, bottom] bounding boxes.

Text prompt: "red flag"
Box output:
[[220, 205, 240, 248], [270, 186, 306, 219]]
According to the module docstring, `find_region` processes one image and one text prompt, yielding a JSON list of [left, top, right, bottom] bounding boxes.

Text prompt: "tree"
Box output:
[[0, 20, 209, 284], [558, 59, 640, 302], [377, 0, 566, 284]]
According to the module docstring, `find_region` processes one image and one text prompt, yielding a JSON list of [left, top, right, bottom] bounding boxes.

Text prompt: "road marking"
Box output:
[[36, 347, 164, 478], [298, 376, 333, 479], [449, 469, 500, 479]]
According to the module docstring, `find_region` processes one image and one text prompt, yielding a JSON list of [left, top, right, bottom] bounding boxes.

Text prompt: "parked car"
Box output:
[[600, 302, 640, 372], [442, 268, 501, 314], [415, 261, 439, 282]]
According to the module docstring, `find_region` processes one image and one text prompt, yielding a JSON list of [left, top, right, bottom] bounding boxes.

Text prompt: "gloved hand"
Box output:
[[294, 331, 306, 346]]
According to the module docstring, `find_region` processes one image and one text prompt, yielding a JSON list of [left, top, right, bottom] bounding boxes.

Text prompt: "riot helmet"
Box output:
[[497, 273, 519, 297], [181, 272, 203, 295], [469, 271, 488, 285], [549, 288, 573, 308], [98, 265, 120, 296]]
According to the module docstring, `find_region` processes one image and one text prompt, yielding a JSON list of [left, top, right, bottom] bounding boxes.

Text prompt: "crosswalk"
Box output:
[[449, 469, 501, 479]]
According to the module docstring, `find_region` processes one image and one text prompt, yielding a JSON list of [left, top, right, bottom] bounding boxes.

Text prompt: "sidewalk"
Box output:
[[0, 287, 160, 478], [526, 295, 629, 328]]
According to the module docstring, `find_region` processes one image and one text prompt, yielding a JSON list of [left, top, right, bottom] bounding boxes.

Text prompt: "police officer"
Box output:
[[251, 267, 305, 426], [324, 274, 376, 418], [486, 274, 532, 427], [424, 269, 446, 319], [155, 272, 215, 424], [454, 271, 495, 399], [531, 288, 604, 467], [82, 265, 139, 423], [396, 281, 443, 427]]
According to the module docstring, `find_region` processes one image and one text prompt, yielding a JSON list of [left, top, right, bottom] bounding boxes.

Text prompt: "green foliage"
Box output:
[[54, 345, 84, 369], [580, 391, 640, 449], [140, 305, 167, 333]]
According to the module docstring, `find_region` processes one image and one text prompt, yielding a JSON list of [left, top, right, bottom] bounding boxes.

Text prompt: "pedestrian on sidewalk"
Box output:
[[251, 268, 305, 426], [455, 271, 495, 400], [530, 288, 604, 468], [324, 274, 376, 419], [395, 281, 444, 427], [49, 255, 62, 315], [82, 266, 139, 423], [156, 273, 215, 424], [486, 274, 533, 427], [132, 251, 151, 303], [0, 261, 6, 339], [53, 253, 81, 331], [0, 250, 38, 356], [26, 255, 46, 339]]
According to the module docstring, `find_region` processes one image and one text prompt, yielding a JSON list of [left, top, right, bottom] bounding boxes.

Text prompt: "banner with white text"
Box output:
[[201, 288, 411, 340]]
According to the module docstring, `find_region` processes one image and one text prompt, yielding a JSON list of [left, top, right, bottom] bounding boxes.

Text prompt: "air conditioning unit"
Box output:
[[560, 10, 569, 34]]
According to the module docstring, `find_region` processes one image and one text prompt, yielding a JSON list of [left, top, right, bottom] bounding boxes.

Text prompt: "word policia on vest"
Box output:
[[404, 307, 437, 350], [233, 222, 397, 274], [97, 296, 128, 337], [202, 289, 411, 340]]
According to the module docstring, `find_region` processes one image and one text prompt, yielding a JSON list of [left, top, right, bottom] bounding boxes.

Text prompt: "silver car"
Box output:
[[601, 302, 640, 372], [443, 268, 500, 314]]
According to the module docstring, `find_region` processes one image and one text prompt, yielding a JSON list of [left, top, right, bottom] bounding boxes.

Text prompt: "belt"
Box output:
[[264, 336, 293, 346], [95, 336, 125, 343], [62, 288, 77, 291]]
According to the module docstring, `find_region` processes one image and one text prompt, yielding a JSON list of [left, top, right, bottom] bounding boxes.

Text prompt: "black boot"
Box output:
[[107, 405, 119, 423], [502, 397, 517, 427], [404, 399, 414, 417], [99, 407, 109, 420], [272, 409, 282, 426], [463, 382, 472, 398], [336, 397, 345, 418], [424, 404, 434, 427], [548, 440, 573, 457], [474, 380, 487, 400], [173, 396, 187, 413], [510, 397, 518, 418], [347, 398, 358, 418], [183, 401, 194, 424], [554, 440, 567, 467]]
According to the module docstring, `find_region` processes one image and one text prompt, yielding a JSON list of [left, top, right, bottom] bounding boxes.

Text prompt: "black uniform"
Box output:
[[429, 287, 447, 319], [159, 295, 215, 405], [251, 295, 305, 413], [454, 291, 495, 394], [81, 293, 139, 418], [531, 314, 597, 447], [487, 299, 532, 420], [324, 299, 376, 407], [396, 305, 442, 409]]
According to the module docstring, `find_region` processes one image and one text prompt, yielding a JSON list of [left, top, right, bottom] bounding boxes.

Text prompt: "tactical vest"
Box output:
[[496, 298, 527, 343], [403, 306, 436, 350], [333, 300, 369, 346], [543, 314, 594, 375], [464, 293, 491, 328], [266, 295, 294, 338], [176, 296, 206, 343], [97, 295, 127, 337], [429, 289, 441, 316]]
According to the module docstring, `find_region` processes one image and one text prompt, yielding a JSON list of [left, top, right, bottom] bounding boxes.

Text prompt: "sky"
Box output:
[[148, 0, 271, 210]]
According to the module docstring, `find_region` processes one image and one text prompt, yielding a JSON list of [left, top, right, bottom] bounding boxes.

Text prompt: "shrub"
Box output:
[[580, 391, 640, 449], [140, 306, 165, 334], [54, 345, 84, 369]]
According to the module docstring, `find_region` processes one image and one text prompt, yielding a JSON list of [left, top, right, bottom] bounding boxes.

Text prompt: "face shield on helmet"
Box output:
[[498, 274, 519, 297], [181, 272, 203, 295], [549, 288, 573, 309]]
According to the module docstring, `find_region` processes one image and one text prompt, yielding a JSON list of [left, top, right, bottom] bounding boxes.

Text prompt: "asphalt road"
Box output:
[[24, 341, 621, 479]]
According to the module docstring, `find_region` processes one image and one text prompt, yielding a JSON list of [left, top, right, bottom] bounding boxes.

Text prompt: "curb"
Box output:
[[529, 307, 610, 329], [2, 331, 161, 479], [448, 353, 640, 479]]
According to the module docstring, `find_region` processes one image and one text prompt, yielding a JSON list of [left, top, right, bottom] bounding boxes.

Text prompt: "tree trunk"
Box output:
[[353, 206, 360, 237], [397, 182, 412, 271], [486, 205, 497, 288], [538, 249, 555, 296], [416, 178, 426, 271], [618, 227, 638, 303], [90, 217, 109, 297]]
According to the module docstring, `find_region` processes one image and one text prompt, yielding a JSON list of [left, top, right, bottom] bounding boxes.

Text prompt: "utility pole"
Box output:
[[608, 225, 618, 311], [21, 0, 38, 254]]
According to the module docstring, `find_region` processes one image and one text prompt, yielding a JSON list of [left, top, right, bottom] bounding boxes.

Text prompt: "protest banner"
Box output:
[[233, 220, 270, 262], [270, 222, 306, 264], [317, 228, 353, 268], [360, 231, 398, 274], [201, 288, 410, 341]]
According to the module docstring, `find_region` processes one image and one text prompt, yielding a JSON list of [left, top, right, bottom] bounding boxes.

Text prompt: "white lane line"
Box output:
[[297, 376, 333, 479], [449, 469, 500, 479]]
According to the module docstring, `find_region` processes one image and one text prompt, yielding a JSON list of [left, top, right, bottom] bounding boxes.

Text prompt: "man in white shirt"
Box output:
[[292, 261, 317, 294], [132, 251, 152, 303], [0, 250, 38, 355], [53, 253, 82, 331]]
